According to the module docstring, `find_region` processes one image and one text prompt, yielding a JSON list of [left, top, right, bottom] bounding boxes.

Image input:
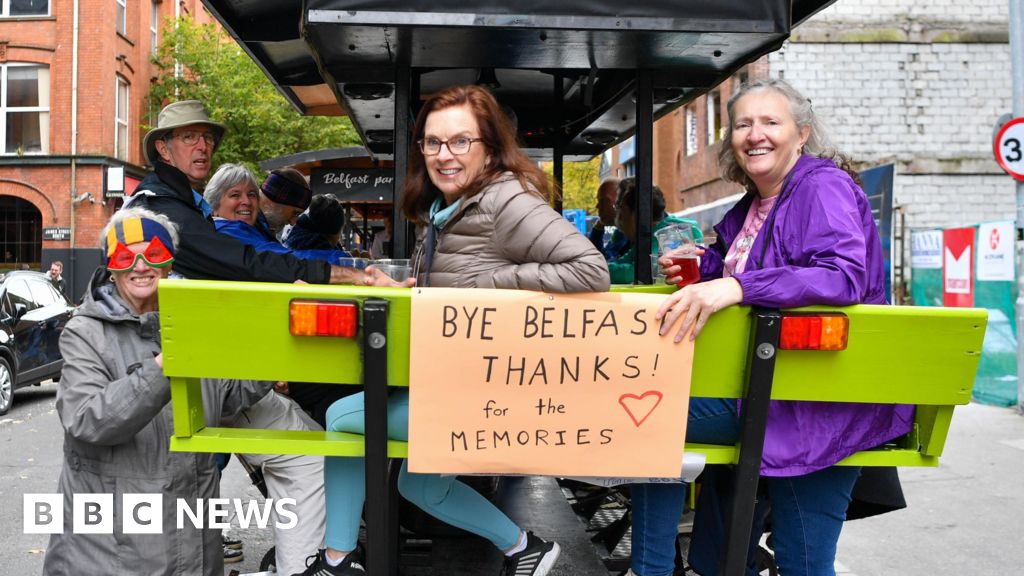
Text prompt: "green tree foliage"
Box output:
[[541, 156, 603, 213], [149, 17, 361, 175]]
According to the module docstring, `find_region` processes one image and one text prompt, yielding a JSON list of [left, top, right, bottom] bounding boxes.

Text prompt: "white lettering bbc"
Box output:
[[24, 494, 298, 534], [23, 494, 62, 534]]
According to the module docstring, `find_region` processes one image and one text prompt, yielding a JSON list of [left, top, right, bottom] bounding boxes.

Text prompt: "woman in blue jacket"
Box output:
[[629, 80, 912, 576]]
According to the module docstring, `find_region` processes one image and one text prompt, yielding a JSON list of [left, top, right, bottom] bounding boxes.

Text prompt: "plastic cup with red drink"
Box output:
[[654, 225, 700, 287]]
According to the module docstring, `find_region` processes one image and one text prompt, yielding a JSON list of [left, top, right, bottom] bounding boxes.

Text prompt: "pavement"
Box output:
[[834, 400, 1024, 576], [2, 381, 1023, 575]]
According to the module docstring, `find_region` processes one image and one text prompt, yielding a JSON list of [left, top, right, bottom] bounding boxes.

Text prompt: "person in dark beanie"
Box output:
[[259, 167, 312, 234], [285, 194, 347, 252]]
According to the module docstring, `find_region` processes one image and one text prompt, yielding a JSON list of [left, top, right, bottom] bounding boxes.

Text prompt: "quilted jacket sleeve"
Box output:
[[483, 184, 610, 293]]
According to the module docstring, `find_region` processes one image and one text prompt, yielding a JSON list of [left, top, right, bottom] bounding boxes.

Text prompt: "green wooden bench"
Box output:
[[159, 279, 985, 575], [162, 281, 983, 465]]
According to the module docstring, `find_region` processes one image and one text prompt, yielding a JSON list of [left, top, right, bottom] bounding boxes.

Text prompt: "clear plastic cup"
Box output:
[[372, 259, 412, 282], [374, 264, 413, 282], [655, 226, 699, 287], [654, 225, 696, 257], [651, 254, 666, 283], [372, 259, 411, 268]]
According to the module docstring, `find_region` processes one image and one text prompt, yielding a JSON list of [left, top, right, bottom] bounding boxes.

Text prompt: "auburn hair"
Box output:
[[401, 85, 550, 223]]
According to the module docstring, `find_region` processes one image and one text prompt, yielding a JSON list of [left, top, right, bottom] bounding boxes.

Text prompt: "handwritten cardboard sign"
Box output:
[[408, 288, 693, 478]]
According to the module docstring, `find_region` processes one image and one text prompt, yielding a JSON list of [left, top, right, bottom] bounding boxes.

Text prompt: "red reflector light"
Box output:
[[779, 314, 848, 351], [289, 300, 358, 338]]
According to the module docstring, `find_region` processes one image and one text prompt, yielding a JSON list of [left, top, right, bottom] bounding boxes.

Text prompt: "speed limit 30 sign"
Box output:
[[995, 117, 1024, 181]]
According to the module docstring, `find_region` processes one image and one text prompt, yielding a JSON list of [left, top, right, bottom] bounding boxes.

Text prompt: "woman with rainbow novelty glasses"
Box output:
[[44, 208, 273, 576]]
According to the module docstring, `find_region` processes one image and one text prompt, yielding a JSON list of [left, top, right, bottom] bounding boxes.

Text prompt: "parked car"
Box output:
[[0, 271, 75, 415]]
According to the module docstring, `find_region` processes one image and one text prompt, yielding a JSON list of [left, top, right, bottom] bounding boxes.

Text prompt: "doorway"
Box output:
[[0, 195, 42, 271]]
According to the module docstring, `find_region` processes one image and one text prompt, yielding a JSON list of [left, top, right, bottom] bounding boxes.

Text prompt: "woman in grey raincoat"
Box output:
[[43, 208, 271, 576]]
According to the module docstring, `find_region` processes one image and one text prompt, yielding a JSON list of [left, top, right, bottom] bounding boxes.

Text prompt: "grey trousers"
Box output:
[[231, 391, 327, 576]]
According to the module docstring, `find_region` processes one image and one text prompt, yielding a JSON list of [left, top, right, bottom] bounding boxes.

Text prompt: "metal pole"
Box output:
[[553, 74, 564, 213], [1011, 0, 1024, 412], [362, 203, 369, 251], [635, 70, 654, 284], [363, 299, 399, 576], [553, 148, 564, 213], [393, 66, 411, 259], [720, 309, 781, 576]]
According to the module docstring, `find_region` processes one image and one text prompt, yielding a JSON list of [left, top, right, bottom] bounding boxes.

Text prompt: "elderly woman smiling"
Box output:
[[44, 208, 271, 576], [628, 79, 912, 576]]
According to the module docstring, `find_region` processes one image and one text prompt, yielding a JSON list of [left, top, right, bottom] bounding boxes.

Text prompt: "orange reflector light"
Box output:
[[289, 300, 358, 338], [779, 314, 848, 351]]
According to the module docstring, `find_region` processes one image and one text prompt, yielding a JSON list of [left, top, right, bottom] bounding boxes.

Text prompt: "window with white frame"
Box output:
[[3, 0, 49, 17], [707, 90, 721, 145], [685, 105, 697, 156], [150, 2, 159, 55], [1, 63, 49, 155], [115, 77, 129, 160], [116, 0, 127, 36]]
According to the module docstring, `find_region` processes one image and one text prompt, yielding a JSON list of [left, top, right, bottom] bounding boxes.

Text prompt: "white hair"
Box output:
[[204, 163, 259, 210]]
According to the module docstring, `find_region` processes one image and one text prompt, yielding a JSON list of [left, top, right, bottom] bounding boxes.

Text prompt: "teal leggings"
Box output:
[[324, 389, 522, 551]]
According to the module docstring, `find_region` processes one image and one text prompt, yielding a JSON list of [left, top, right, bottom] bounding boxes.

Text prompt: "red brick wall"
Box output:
[[606, 58, 772, 214], [0, 0, 216, 256]]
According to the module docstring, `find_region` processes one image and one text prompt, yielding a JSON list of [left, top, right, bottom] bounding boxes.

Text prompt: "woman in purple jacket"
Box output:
[[628, 80, 914, 576]]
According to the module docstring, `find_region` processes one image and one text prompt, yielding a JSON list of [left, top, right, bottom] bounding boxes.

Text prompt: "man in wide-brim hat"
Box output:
[[129, 99, 407, 287], [143, 99, 226, 187]]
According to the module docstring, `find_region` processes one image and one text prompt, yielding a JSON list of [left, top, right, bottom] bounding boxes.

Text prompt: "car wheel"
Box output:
[[0, 357, 12, 416]]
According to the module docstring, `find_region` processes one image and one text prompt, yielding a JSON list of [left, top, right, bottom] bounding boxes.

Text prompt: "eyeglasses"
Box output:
[[417, 136, 483, 156], [107, 237, 175, 272], [170, 131, 217, 147]]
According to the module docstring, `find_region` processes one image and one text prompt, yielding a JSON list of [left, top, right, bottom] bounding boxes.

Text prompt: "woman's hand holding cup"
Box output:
[[364, 265, 417, 287], [660, 245, 705, 286], [654, 225, 700, 287]]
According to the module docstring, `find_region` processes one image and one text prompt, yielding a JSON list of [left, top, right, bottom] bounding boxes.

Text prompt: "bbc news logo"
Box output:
[[24, 494, 297, 534]]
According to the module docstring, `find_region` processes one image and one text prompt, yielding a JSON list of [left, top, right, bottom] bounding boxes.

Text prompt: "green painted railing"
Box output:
[[161, 280, 986, 468]]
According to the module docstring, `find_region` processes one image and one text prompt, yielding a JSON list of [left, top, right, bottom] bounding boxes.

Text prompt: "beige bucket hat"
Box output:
[[143, 100, 226, 164]]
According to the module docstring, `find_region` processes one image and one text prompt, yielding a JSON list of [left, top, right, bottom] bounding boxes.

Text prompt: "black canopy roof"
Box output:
[[201, 0, 836, 157]]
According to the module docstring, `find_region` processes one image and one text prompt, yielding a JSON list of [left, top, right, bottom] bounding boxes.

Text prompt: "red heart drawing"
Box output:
[[619, 391, 664, 427]]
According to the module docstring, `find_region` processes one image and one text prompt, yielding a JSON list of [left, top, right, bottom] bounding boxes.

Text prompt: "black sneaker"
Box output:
[[292, 549, 365, 576], [500, 532, 561, 576]]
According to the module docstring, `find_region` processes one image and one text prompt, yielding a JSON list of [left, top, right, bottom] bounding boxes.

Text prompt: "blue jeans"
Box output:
[[630, 398, 861, 576], [324, 389, 522, 552]]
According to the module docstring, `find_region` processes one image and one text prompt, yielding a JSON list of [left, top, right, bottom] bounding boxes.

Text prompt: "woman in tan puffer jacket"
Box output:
[[403, 87, 609, 293], [407, 168, 610, 291], [306, 86, 609, 576]]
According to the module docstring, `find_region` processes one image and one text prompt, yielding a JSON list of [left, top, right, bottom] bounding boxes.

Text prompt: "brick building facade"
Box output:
[[776, 0, 1014, 230], [0, 0, 214, 298], [606, 0, 1014, 278]]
